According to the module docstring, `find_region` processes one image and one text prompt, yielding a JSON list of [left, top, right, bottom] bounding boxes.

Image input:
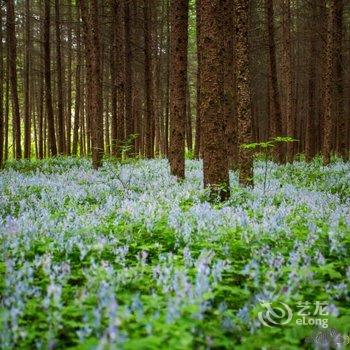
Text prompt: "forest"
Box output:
[[0, 0, 350, 349]]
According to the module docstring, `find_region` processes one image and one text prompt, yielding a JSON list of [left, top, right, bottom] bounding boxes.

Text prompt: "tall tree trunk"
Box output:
[[55, 0, 66, 154], [169, 0, 188, 178], [4, 53, 9, 161], [79, 0, 104, 169], [6, 0, 22, 160], [124, 0, 134, 156], [334, 1, 346, 160], [66, 0, 73, 155], [164, 0, 170, 157], [200, 0, 230, 200], [0, 3, 4, 168], [24, 0, 31, 158], [194, 0, 201, 159], [266, 0, 283, 162], [111, 0, 125, 158], [44, 0, 58, 156], [72, 5, 82, 156], [222, 0, 237, 168], [37, 0, 45, 159], [235, 0, 254, 186], [144, 0, 154, 158], [305, 0, 316, 161], [281, 0, 293, 162], [322, 0, 337, 165]]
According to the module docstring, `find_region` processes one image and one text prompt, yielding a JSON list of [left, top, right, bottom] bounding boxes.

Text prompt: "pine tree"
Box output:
[[169, 0, 188, 179], [200, 0, 230, 200], [235, 0, 254, 186]]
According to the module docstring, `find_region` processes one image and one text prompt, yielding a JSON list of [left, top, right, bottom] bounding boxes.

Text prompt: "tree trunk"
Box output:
[[322, 0, 337, 165], [169, 0, 188, 178], [111, 0, 125, 158], [55, 0, 66, 154], [235, 0, 254, 186], [124, 1, 134, 156], [6, 0, 22, 160], [0, 4, 4, 168], [44, 0, 58, 156], [200, 0, 230, 200], [266, 0, 283, 162], [334, 1, 346, 160], [24, 0, 31, 158], [66, 1, 73, 155], [194, 0, 201, 159], [281, 0, 293, 162], [72, 5, 82, 156], [305, 0, 316, 161], [79, 0, 104, 169], [144, 0, 154, 158]]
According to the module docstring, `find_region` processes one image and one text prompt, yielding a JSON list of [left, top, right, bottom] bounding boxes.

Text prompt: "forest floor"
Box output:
[[0, 157, 349, 349]]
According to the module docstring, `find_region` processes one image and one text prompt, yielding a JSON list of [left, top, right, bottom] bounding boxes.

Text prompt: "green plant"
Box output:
[[241, 136, 297, 194]]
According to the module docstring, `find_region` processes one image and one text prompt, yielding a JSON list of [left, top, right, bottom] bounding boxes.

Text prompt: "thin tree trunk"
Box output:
[[24, 0, 31, 158], [334, 1, 346, 159], [55, 0, 66, 154], [169, 0, 188, 178], [72, 5, 82, 156], [305, 1, 316, 161], [66, 0, 73, 155], [235, 0, 254, 186], [266, 0, 283, 162], [6, 0, 22, 160], [322, 0, 337, 165], [281, 0, 293, 162], [144, 0, 154, 158], [124, 0, 134, 156], [164, 0, 170, 157], [44, 0, 58, 156], [79, 0, 104, 169], [0, 4, 4, 168], [194, 0, 201, 159]]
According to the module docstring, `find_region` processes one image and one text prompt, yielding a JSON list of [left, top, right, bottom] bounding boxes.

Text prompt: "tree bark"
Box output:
[[305, 0, 317, 161], [281, 0, 294, 162], [334, 1, 346, 160], [222, 0, 237, 168], [79, 0, 104, 169], [194, 0, 201, 159], [322, 0, 337, 165], [44, 0, 58, 156], [6, 0, 22, 160], [266, 0, 283, 162], [235, 0, 254, 186], [66, 0, 73, 155], [24, 0, 31, 158], [0, 4, 4, 168], [200, 0, 230, 200], [72, 5, 82, 156], [144, 0, 154, 158], [55, 0, 66, 154], [169, 0, 188, 178], [124, 0, 134, 156]]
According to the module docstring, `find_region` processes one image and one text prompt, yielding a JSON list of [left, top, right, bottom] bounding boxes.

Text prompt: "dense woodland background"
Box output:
[[0, 0, 349, 196]]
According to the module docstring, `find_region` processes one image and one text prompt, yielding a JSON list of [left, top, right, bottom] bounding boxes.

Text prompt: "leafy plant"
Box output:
[[242, 136, 297, 194]]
